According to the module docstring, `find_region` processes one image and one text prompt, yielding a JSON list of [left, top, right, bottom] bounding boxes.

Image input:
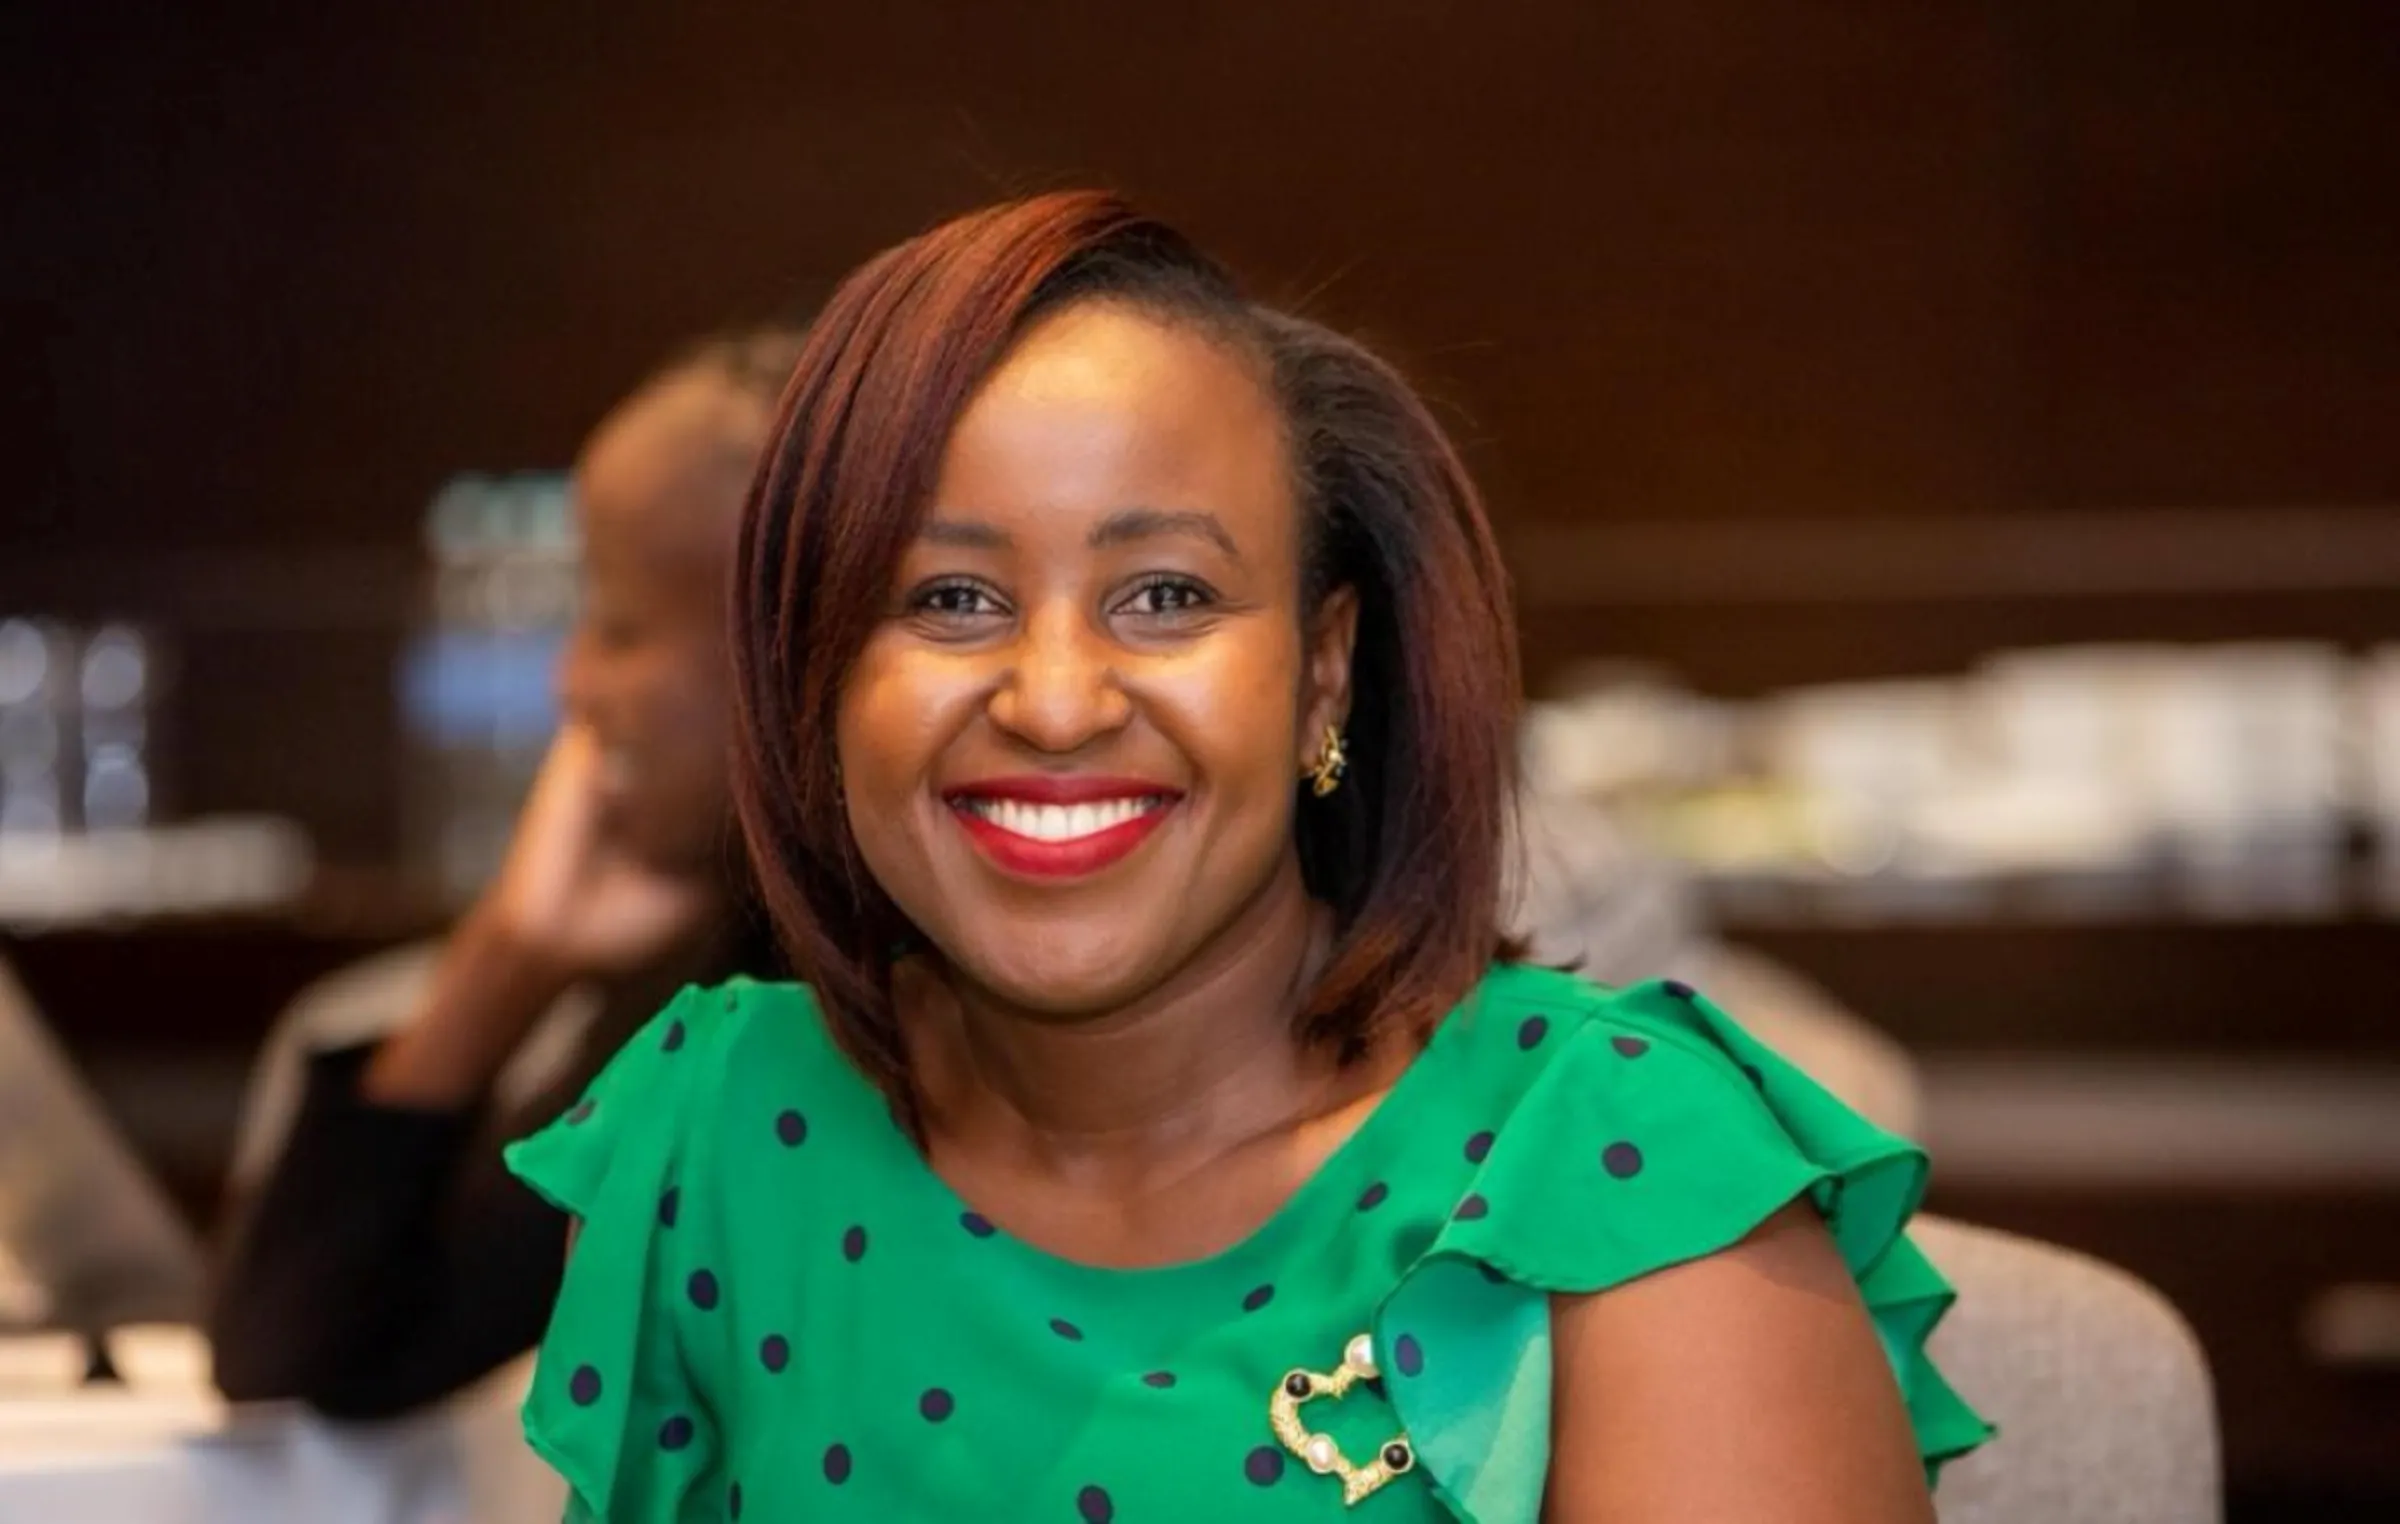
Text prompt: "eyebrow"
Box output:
[[918, 507, 1242, 560]]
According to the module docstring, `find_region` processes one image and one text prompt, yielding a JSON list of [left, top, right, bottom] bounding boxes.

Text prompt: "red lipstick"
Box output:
[[946, 777, 1181, 880]]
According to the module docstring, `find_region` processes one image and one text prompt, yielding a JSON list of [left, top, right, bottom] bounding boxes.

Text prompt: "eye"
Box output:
[[906, 578, 1010, 626], [1116, 575, 1216, 619]]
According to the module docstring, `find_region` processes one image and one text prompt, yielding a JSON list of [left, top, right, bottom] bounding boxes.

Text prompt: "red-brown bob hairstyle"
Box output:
[[729, 191, 1522, 1124]]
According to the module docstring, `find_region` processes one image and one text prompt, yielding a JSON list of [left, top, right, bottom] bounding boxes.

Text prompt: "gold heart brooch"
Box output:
[[1268, 1332, 1417, 1506]]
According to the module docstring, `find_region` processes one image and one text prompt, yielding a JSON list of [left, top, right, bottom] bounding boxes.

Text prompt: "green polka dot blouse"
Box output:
[[505, 964, 1991, 1522]]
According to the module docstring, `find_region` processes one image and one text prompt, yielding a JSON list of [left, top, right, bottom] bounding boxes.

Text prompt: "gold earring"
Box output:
[[1306, 724, 1348, 798]]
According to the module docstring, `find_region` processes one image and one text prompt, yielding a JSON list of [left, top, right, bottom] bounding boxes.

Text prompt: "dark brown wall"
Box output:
[[8, 0, 2398, 851]]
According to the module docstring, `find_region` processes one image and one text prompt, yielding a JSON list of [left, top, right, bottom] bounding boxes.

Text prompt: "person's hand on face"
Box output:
[[475, 725, 720, 982], [360, 368, 754, 1110]]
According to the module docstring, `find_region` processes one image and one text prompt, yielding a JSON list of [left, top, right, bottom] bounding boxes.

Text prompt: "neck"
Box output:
[[907, 857, 1348, 1189]]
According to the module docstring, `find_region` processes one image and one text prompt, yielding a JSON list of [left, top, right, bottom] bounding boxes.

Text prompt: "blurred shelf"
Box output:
[[1509, 504, 2400, 609], [1923, 1055, 2400, 1191], [1723, 915, 2400, 1055]]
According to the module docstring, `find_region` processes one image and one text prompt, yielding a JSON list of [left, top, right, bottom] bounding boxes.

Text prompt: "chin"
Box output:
[[943, 924, 1183, 1019]]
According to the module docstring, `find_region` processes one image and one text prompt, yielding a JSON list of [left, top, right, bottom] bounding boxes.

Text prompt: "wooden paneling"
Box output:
[[9, 2, 2397, 850]]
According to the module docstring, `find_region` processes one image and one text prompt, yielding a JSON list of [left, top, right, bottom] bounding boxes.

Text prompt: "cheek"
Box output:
[[835, 645, 982, 808], [1143, 628, 1311, 789]]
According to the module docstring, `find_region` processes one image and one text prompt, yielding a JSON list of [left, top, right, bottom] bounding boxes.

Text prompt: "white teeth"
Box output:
[[964, 796, 1161, 843]]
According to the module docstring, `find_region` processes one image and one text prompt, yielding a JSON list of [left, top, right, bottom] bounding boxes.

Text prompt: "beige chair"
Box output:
[[1919, 1215, 2222, 1524]]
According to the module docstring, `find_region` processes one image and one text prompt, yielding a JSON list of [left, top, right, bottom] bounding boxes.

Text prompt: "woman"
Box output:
[[507, 196, 1990, 1521], [209, 329, 797, 1417]]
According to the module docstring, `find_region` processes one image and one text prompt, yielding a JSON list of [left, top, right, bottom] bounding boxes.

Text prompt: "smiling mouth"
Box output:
[[945, 788, 1180, 879], [952, 795, 1171, 842]]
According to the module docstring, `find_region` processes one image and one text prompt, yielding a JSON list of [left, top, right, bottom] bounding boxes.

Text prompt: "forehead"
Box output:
[[931, 304, 1292, 546], [574, 371, 759, 577]]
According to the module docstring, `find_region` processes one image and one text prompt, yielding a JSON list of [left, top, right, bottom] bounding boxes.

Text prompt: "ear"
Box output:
[[1298, 584, 1360, 769]]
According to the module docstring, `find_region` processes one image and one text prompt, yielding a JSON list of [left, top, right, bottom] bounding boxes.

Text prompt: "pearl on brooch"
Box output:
[[1343, 1333, 1378, 1379], [1303, 1433, 1341, 1473]]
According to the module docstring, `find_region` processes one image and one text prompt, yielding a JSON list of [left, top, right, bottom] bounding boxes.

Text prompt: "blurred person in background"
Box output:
[[206, 327, 804, 1417]]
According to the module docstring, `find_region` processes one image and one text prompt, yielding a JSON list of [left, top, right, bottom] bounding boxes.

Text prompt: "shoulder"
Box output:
[[1546, 1199, 1941, 1523], [1368, 964, 1985, 1515], [502, 977, 832, 1220], [1439, 965, 1919, 1280], [1445, 963, 1770, 1104], [597, 975, 828, 1095]]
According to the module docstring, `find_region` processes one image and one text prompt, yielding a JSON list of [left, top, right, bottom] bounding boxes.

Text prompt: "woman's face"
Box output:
[[558, 371, 757, 874], [837, 303, 1355, 1016]]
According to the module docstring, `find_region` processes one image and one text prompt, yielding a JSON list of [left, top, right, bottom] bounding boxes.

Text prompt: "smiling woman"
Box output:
[[503, 193, 1989, 1524], [728, 198, 1519, 1112]]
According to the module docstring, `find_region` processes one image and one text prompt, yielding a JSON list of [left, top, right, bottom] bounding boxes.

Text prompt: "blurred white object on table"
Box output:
[[0, 1326, 551, 1524]]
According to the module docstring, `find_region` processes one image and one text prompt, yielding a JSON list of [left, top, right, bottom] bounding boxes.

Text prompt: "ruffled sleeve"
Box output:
[[503, 985, 729, 1523], [1375, 977, 1993, 1524]]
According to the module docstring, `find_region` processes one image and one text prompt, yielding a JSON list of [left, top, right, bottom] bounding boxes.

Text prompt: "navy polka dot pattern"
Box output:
[[662, 1020, 686, 1053], [1662, 979, 1696, 1000], [503, 968, 1992, 1519]]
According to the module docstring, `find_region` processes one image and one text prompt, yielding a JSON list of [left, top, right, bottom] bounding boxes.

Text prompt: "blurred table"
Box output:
[[0, 1330, 555, 1524]]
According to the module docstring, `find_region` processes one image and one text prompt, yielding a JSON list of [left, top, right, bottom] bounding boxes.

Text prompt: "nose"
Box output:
[[986, 600, 1132, 754]]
